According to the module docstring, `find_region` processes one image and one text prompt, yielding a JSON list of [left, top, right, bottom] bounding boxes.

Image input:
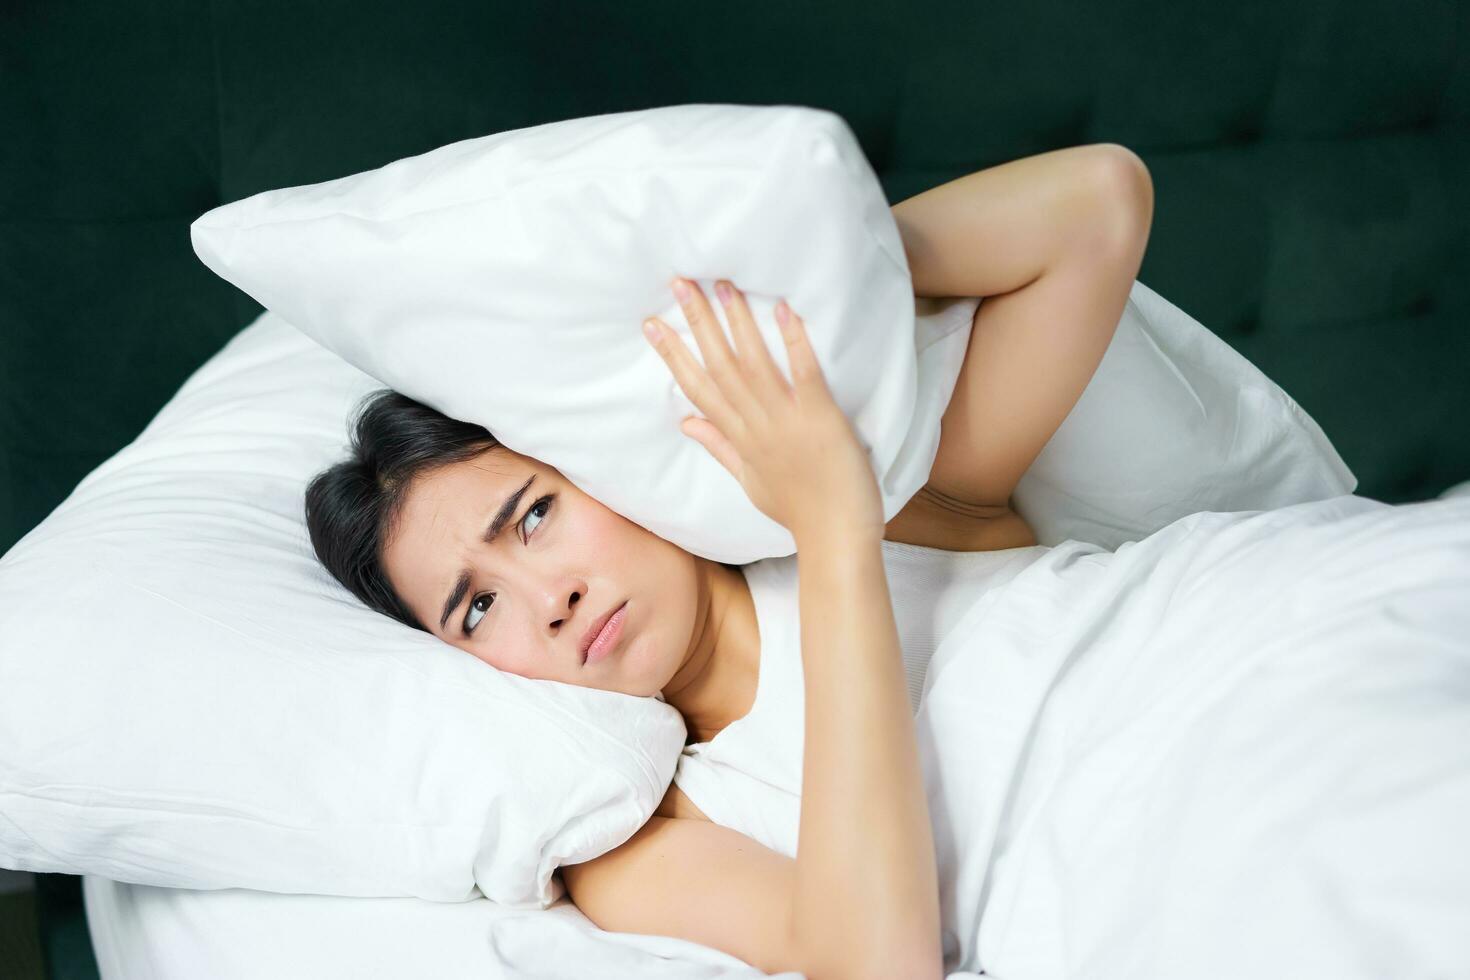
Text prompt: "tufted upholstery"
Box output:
[[2, 1, 1467, 975]]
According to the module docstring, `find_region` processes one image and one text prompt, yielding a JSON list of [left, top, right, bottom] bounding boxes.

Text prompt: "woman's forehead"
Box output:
[[386, 456, 535, 606], [415, 457, 525, 522]]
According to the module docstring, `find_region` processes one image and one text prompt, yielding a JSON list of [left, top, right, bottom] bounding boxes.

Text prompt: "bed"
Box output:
[[74, 486, 1470, 980], [80, 874, 794, 980], [4, 1, 1468, 977]]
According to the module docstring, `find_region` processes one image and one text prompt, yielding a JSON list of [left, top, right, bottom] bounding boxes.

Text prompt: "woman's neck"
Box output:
[[661, 562, 760, 743]]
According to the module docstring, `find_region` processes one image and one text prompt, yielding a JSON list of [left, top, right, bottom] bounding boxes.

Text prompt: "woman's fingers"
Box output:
[[669, 278, 767, 426], [771, 300, 834, 404], [713, 280, 794, 401], [677, 413, 745, 480], [647, 281, 881, 536], [646, 277, 831, 458], [643, 313, 746, 444]]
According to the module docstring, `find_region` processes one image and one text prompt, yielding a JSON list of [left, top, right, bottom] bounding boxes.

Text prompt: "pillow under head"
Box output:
[[0, 312, 685, 908], [189, 102, 981, 566]]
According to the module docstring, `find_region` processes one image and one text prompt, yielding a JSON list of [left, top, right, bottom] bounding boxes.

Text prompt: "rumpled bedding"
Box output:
[[922, 492, 1470, 979], [83, 493, 1470, 979]]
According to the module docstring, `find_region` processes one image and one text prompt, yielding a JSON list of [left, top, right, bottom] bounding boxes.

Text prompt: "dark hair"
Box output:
[[304, 388, 503, 633]]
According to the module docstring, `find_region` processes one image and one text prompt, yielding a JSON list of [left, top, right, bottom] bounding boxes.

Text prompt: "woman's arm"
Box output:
[[791, 521, 944, 980], [891, 143, 1150, 300], [891, 143, 1153, 514], [639, 280, 944, 977]]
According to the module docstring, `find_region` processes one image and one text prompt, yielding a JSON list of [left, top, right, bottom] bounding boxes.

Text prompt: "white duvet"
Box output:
[[85, 492, 1470, 980], [922, 491, 1470, 979]]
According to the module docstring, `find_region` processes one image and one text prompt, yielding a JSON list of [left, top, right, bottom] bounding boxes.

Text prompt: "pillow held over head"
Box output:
[[0, 313, 686, 908], [189, 101, 1353, 562], [190, 102, 981, 566]]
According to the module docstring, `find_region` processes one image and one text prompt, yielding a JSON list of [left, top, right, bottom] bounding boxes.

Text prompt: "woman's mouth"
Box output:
[[583, 601, 629, 665]]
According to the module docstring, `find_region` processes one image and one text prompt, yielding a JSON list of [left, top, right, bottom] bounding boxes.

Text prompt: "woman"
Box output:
[[305, 144, 1156, 978]]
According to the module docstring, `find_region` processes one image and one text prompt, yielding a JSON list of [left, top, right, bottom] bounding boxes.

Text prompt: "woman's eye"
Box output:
[[463, 494, 555, 635], [464, 592, 492, 633], [521, 494, 552, 538]]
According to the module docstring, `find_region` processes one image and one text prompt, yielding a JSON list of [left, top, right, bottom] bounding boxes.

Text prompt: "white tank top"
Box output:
[[672, 538, 1052, 857]]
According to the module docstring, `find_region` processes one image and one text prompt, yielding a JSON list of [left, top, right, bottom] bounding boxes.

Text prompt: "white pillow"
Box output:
[[189, 102, 980, 566], [188, 100, 1354, 563], [0, 311, 686, 909]]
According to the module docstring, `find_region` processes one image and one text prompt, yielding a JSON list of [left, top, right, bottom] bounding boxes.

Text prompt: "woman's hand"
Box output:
[[643, 278, 884, 542]]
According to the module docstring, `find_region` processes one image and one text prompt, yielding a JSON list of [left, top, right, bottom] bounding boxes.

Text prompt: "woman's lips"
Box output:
[[584, 602, 628, 665]]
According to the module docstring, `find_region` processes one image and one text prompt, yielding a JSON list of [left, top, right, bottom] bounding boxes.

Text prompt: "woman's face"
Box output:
[[380, 445, 738, 704]]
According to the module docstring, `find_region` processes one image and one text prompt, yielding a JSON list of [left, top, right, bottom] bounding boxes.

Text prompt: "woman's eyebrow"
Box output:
[[437, 474, 536, 631]]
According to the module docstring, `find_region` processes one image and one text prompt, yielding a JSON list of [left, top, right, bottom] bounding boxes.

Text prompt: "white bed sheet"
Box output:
[[82, 874, 802, 980]]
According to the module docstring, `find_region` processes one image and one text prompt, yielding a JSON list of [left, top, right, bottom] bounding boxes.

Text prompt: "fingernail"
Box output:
[[775, 299, 789, 326], [642, 319, 660, 342], [715, 281, 732, 304], [671, 278, 691, 302]]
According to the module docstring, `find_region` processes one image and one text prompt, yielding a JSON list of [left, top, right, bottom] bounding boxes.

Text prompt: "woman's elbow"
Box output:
[[1087, 144, 1154, 248]]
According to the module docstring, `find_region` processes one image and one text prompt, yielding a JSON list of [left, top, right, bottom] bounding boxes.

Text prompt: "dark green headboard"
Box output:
[[3, 1, 1466, 976]]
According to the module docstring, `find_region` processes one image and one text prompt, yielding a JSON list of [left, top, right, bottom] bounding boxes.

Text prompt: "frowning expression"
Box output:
[[380, 446, 707, 696]]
